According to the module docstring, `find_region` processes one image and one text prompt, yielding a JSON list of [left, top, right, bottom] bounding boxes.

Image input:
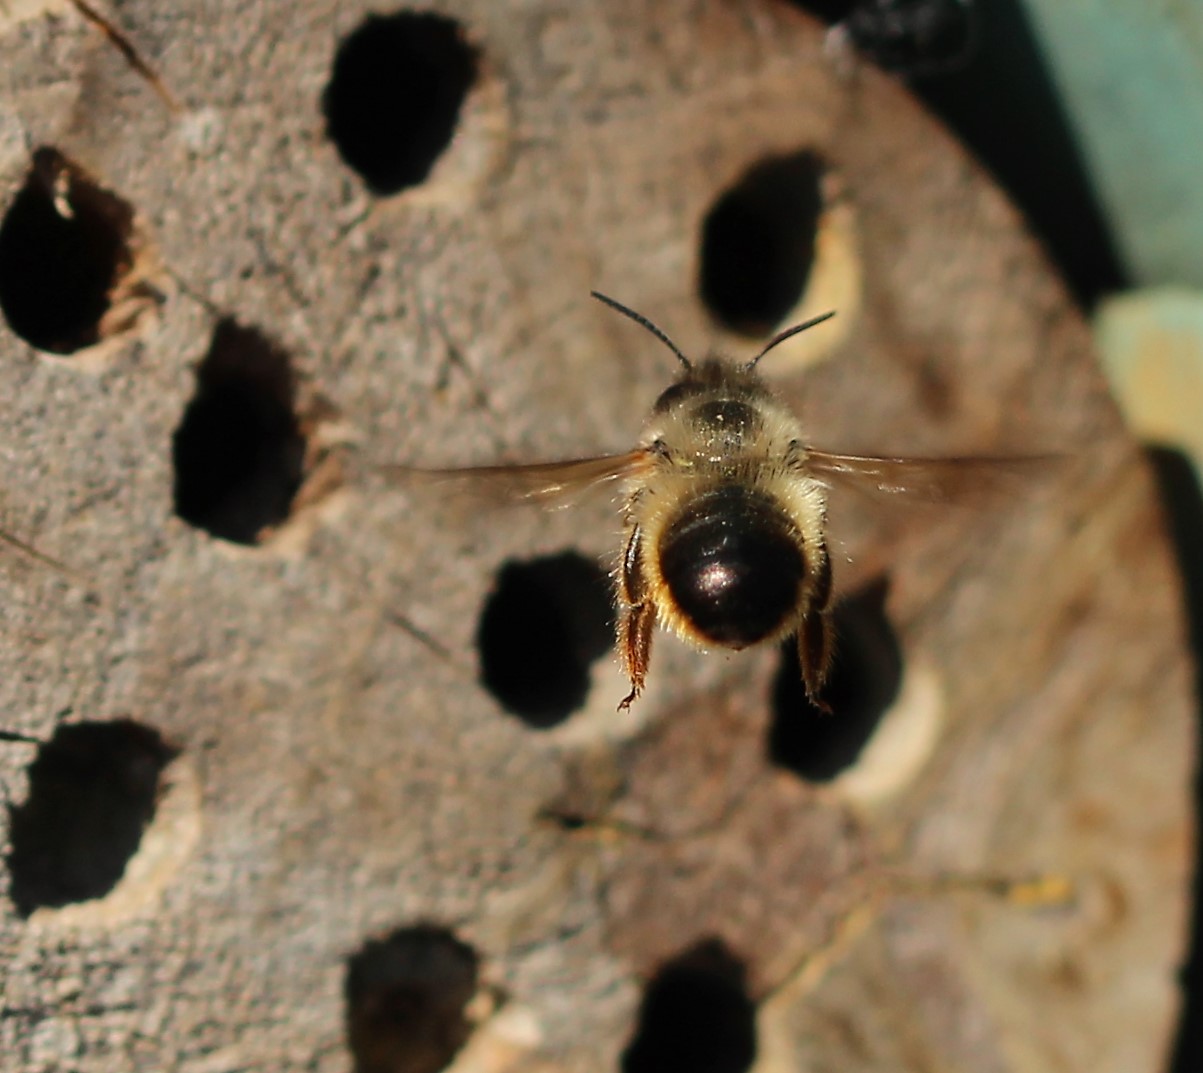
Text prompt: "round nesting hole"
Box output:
[[477, 552, 614, 729], [172, 318, 306, 545], [698, 149, 826, 337], [323, 11, 480, 196], [769, 578, 902, 782], [0, 147, 155, 355], [6, 720, 177, 918], [621, 938, 756, 1073], [346, 924, 480, 1073], [794, 0, 978, 76]]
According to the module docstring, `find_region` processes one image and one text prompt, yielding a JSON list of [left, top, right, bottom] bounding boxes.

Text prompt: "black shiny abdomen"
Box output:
[[659, 485, 804, 647]]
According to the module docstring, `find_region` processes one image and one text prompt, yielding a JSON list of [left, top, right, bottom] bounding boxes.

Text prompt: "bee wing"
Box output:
[[382, 448, 654, 507], [802, 449, 1062, 506]]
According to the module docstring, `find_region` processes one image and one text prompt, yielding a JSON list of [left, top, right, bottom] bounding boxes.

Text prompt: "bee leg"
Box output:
[[618, 603, 655, 710], [799, 614, 834, 714], [799, 543, 834, 713], [618, 525, 654, 710]]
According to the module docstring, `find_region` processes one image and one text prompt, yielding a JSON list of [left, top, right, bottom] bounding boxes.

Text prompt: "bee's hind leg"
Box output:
[[798, 543, 834, 713], [798, 612, 834, 714], [617, 525, 654, 710], [618, 602, 654, 710]]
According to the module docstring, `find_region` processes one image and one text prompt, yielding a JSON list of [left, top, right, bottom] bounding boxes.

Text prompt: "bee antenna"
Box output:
[[591, 291, 692, 370], [745, 311, 836, 370]]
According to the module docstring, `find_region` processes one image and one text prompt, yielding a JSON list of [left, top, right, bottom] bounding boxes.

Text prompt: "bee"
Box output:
[[406, 292, 1042, 711]]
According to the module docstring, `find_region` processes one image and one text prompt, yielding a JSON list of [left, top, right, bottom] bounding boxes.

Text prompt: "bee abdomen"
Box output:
[[659, 484, 804, 647]]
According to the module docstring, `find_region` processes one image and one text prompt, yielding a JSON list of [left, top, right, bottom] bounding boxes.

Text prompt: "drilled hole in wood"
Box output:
[[477, 552, 614, 728], [172, 319, 308, 545], [5, 720, 177, 918], [786, 0, 849, 20], [1147, 447, 1203, 1069], [698, 149, 826, 337], [346, 924, 480, 1073], [323, 11, 480, 196], [790, 0, 978, 76], [0, 147, 154, 355], [769, 577, 902, 782], [621, 938, 756, 1073]]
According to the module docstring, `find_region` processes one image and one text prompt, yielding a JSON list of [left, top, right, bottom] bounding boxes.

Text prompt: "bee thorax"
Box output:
[[690, 398, 761, 447]]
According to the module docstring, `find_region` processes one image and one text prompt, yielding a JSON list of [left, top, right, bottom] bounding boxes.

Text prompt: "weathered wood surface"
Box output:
[[0, 2, 1193, 1071]]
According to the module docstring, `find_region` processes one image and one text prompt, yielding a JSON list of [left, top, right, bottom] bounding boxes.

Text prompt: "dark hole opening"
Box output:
[[6, 720, 177, 918], [698, 149, 825, 338], [345, 924, 480, 1073], [323, 11, 480, 196], [621, 938, 757, 1073], [805, 0, 977, 75], [1148, 448, 1203, 1073], [171, 318, 306, 545], [784, 0, 1124, 306], [0, 147, 137, 354], [769, 577, 901, 781], [477, 551, 614, 729]]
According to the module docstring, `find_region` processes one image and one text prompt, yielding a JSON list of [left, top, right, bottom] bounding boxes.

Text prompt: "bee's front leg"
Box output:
[[618, 524, 654, 710]]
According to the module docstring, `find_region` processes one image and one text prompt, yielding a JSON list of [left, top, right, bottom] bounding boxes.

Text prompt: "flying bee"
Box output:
[[401, 292, 1047, 712]]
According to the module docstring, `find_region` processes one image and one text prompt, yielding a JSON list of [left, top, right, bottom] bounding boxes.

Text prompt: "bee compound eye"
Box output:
[[659, 486, 804, 647]]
